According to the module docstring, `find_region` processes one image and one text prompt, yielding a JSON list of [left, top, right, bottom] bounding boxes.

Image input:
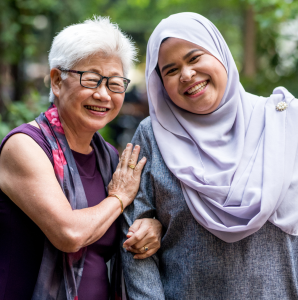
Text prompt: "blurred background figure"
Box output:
[[0, 0, 298, 150]]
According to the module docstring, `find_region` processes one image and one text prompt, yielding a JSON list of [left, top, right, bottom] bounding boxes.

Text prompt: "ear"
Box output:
[[50, 68, 62, 99]]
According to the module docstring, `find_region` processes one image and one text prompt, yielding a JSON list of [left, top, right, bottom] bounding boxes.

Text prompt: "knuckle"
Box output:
[[148, 231, 154, 238], [152, 241, 159, 248], [134, 233, 141, 241]]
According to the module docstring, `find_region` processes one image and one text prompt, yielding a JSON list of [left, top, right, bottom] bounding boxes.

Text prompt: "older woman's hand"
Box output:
[[123, 218, 163, 259], [108, 143, 146, 209]]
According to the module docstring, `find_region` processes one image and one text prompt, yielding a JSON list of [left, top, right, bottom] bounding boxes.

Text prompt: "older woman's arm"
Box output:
[[121, 119, 165, 300], [0, 133, 146, 253]]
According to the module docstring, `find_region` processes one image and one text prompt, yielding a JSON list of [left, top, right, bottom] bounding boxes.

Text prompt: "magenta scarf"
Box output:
[[32, 105, 120, 300]]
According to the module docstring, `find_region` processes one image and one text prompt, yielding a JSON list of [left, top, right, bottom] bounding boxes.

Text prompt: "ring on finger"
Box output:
[[143, 246, 149, 252], [128, 164, 136, 169]]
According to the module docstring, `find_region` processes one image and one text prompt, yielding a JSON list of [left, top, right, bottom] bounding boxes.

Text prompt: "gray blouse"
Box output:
[[121, 117, 298, 300]]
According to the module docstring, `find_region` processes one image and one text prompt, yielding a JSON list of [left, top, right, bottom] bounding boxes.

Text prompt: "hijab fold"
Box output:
[[146, 13, 298, 242]]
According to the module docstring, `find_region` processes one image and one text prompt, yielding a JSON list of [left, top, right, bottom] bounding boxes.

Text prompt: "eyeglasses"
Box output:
[[58, 69, 130, 93]]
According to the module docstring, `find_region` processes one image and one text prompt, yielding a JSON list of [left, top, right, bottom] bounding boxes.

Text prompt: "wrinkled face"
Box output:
[[53, 53, 125, 134], [158, 38, 227, 114]]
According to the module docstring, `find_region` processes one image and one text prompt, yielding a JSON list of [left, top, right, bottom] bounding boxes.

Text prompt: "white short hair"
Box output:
[[48, 16, 137, 102]]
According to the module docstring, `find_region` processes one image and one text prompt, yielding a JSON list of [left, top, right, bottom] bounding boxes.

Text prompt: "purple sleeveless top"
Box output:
[[0, 124, 119, 300]]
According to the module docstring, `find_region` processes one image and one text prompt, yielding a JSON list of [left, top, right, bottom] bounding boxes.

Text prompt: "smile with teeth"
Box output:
[[85, 105, 109, 112], [186, 80, 208, 95]]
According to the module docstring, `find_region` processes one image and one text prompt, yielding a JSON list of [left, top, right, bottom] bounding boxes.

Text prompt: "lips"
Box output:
[[84, 105, 110, 112], [184, 80, 209, 95]]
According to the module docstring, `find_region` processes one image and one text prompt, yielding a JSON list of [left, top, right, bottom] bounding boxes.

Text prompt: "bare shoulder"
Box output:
[[28, 120, 40, 129], [0, 132, 53, 189], [0, 129, 75, 252]]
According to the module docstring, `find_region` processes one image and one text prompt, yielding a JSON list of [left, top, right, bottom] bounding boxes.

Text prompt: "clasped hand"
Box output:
[[108, 143, 162, 259]]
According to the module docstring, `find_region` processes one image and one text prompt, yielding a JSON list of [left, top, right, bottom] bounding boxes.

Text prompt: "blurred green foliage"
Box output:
[[0, 89, 48, 141], [0, 0, 297, 144]]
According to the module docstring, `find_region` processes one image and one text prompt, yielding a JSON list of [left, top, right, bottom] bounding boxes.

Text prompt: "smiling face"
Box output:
[[51, 53, 125, 136], [158, 38, 228, 114]]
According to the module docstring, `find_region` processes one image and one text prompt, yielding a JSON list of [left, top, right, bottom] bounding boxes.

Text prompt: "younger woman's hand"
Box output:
[[123, 218, 163, 259], [108, 143, 146, 208]]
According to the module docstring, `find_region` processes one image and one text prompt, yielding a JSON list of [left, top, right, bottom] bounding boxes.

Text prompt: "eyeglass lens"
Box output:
[[81, 72, 128, 92]]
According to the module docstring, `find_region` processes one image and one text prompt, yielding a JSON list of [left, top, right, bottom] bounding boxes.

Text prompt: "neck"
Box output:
[[60, 118, 94, 154]]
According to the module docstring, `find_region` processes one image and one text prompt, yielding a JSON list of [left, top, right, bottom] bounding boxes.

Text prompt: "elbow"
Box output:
[[52, 228, 85, 253]]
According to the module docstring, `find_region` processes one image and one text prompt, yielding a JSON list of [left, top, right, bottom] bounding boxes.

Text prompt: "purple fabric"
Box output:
[[0, 124, 118, 300], [73, 149, 118, 300], [0, 124, 52, 300]]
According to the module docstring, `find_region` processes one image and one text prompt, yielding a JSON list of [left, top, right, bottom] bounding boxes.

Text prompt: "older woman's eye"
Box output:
[[82, 73, 100, 82]]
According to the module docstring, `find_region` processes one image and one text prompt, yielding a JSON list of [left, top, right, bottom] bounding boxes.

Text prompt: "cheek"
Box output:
[[212, 61, 227, 86], [112, 95, 125, 111], [164, 80, 178, 99], [61, 85, 83, 104], [216, 70, 227, 97]]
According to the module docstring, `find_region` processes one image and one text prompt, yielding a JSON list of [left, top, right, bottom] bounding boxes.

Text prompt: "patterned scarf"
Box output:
[[32, 104, 119, 300]]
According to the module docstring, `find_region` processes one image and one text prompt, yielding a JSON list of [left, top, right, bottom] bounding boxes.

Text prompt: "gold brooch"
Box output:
[[276, 101, 288, 112]]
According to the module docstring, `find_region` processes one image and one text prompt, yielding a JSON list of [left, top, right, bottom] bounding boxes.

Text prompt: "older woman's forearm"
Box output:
[[61, 195, 123, 252], [0, 134, 146, 254]]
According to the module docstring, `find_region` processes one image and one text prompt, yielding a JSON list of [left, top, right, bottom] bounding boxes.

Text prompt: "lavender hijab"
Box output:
[[146, 12, 298, 242]]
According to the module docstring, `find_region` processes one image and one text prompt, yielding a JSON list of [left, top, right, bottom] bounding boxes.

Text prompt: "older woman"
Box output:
[[0, 17, 162, 300], [121, 13, 298, 300]]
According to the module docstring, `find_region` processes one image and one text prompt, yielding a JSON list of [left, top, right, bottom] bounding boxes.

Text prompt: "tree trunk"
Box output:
[[0, 63, 5, 114], [243, 5, 256, 77], [11, 62, 24, 101]]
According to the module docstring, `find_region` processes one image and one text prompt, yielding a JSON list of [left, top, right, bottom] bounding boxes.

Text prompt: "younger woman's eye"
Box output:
[[166, 68, 178, 75], [190, 55, 201, 62]]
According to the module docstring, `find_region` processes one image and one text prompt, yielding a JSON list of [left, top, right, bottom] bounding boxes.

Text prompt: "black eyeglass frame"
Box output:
[[58, 68, 131, 94]]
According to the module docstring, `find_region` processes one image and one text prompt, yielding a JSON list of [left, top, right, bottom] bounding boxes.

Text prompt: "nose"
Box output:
[[180, 67, 196, 82], [93, 79, 111, 101]]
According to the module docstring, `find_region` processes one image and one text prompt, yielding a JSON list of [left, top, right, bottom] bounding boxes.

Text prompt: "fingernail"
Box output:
[[123, 245, 127, 251], [141, 157, 146, 161], [133, 256, 139, 259]]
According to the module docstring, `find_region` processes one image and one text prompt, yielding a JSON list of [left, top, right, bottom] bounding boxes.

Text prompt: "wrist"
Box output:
[[108, 191, 132, 209], [107, 194, 124, 213]]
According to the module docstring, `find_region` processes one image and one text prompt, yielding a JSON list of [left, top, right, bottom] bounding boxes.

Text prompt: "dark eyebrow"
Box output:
[[161, 49, 201, 74], [161, 63, 176, 74], [183, 49, 201, 60]]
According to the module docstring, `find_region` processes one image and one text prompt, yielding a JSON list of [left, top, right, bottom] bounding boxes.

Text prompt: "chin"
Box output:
[[194, 101, 219, 114], [185, 105, 213, 114]]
